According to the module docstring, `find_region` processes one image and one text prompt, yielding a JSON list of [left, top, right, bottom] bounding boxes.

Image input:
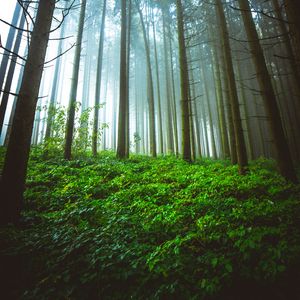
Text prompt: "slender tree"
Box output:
[[135, 0, 157, 157], [92, 0, 107, 156], [0, 2, 21, 95], [0, 0, 56, 225], [44, 1, 68, 144], [0, 7, 27, 134], [176, 0, 191, 161], [116, 0, 128, 158], [64, 0, 87, 160]]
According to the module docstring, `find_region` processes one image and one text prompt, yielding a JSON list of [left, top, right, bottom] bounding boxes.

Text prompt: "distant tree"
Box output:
[[135, 0, 157, 157], [44, 1, 68, 145], [0, 5, 27, 134], [0, 2, 21, 95], [93, 0, 107, 156], [64, 0, 87, 160]]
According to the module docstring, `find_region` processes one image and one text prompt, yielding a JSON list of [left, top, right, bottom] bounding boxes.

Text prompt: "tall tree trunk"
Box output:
[[200, 62, 217, 159], [92, 0, 107, 156], [64, 0, 87, 160], [162, 12, 174, 154], [215, 0, 248, 173], [272, 0, 300, 101], [238, 0, 297, 183], [0, 8, 27, 133], [211, 46, 230, 159], [152, 10, 164, 155], [0, 0, 55, 225], [176, 0, 191, 161], [136, 0, 156, 157], [117, 0, 128, 158], [0, 2, 21, 95], [44, 5, 67, 147], [125, 0, 132, 158], [284, 0, 300, 70]]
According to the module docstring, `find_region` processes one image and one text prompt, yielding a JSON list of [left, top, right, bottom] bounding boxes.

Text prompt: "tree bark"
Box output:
[[117, 0, 128, 159], [0, 0, 55, 225], [176, 0, 191, 161], [64, 0, 87, 160], [215, 0, 248, 173], [238, 0, 297, 182]]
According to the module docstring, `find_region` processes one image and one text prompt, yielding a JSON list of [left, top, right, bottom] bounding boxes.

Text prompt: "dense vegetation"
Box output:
[[1, 149, 300, 299]]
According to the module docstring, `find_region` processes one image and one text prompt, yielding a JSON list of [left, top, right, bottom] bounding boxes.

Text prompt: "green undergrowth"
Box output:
[[1, 150, 300, 299]]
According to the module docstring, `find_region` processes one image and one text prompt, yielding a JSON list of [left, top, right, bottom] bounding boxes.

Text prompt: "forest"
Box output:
[[0, 0, 300, 299]]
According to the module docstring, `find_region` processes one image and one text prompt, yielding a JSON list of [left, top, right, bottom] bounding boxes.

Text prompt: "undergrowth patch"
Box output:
[[1, 151, 300, 299]]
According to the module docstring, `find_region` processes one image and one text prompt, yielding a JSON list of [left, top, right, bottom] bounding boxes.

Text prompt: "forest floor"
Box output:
[[1, 148, 300, 299]]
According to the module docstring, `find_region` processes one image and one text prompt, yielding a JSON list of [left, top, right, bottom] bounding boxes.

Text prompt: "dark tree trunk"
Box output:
[[0, 0, 55, 225], [116, 0, 127, 159], [176, 0, 191, 161], [238, 0, 298, 183], [216, 0, 248, 173]]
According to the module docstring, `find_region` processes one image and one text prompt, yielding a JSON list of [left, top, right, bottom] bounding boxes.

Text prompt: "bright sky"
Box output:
[[0, 2, 15, 46], [0, 1, 118, 145]]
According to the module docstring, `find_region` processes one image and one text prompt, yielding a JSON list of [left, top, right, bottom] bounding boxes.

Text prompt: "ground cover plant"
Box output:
[[1, 149, 300, 299]]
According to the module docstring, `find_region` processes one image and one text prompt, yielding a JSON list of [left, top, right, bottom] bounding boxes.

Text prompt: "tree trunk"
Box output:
[[0, 0, 55, 225], [44, 2, 67, 144], [152, 9, 164, 155], [215, 0, 248, 173], [116, 0, 127, 159], [136, 0, 157, 157], [92, 0, 107, 156], [176, 0, 191, 161], [238, 0, 298, 183], [0, 8, 27, 133], [0, 2, 21, 95], [64, 0, 87, 160]]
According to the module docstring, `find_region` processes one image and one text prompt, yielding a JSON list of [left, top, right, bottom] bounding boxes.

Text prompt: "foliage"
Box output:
[[42, 104, 108, 159], [1, 153, 300, 299]]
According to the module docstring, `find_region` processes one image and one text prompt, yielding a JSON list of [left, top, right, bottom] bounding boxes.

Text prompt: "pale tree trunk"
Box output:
[[238, 0, 297, 183], [200, 61, 217, 159], [64, 0, 87, 160], [0, 0, 55, 225], [0, 7, 27, 133], [211, 46, 230, 159], [93, 0, 107, 156], [152, 9, 164, 155], [136, 0, 156, 157], [162, 12, 174, 154], [44, 4, 67, 145], [0, 2, 21, 95]]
